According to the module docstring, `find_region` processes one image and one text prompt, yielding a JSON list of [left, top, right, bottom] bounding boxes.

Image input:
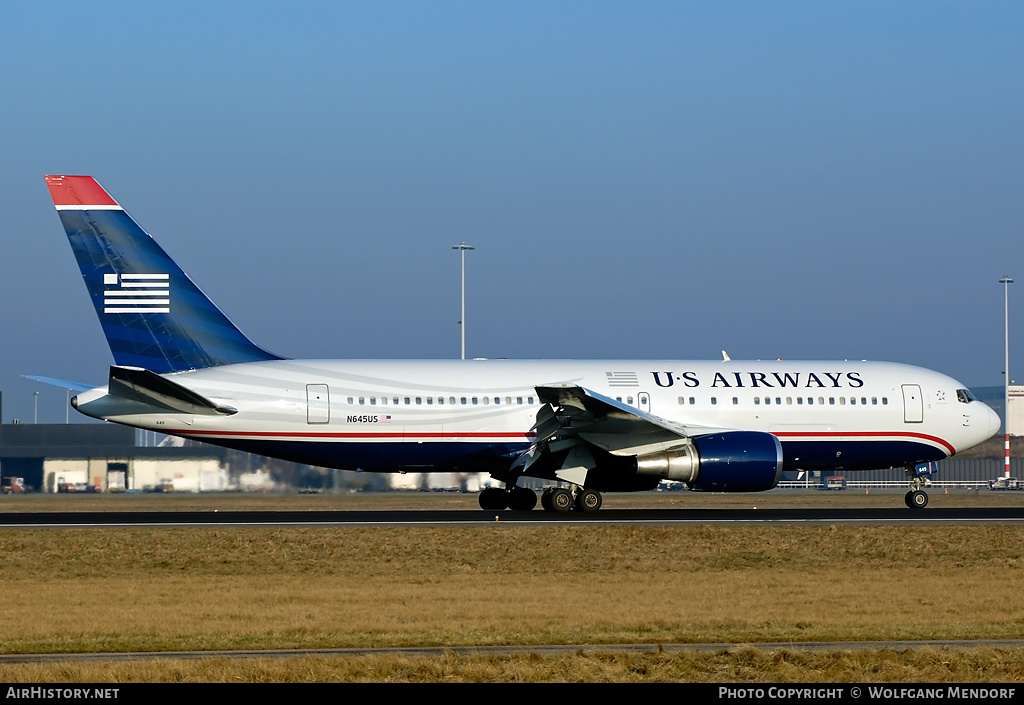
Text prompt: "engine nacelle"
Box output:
[[635, 431, 783, 492]]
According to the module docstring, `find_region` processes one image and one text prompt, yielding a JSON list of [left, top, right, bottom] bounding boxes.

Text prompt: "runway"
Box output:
[[3, 506, 1024, 527]]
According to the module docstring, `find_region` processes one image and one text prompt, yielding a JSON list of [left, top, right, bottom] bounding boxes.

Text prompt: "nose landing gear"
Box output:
[[905, 488, 929, 509], [903, 467, 932, 509]]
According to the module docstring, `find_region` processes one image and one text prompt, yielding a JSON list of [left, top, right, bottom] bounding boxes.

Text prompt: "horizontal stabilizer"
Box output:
[[108, 366, 236, 416], [21, 375, 95, 393]]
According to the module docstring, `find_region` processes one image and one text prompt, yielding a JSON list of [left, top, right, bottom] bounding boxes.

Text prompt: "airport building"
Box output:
[[0, 422, 232, 493]]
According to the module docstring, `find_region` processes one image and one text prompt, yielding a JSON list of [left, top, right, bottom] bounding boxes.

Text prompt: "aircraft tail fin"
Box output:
[[44, 175, 283, 373]]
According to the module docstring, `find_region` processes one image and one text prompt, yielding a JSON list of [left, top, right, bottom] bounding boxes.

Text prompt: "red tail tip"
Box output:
[[44, 175, 118, 207]]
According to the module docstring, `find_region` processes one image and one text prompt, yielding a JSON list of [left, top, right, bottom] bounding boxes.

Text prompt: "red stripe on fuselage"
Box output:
[[771, 430, 955, 455], [163, 428, 953, 454], [166, 429, 534, 440]]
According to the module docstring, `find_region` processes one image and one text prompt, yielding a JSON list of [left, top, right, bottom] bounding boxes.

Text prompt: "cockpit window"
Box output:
[[956, 389, 976, 404]]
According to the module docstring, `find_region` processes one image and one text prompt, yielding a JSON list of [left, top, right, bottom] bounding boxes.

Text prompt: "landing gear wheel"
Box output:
[[905, 489, 929, 509], [549, 487, 574, 513], [479, 487, 509, 511], [575, 488, 602, 512], [507, 486, 537, 511]]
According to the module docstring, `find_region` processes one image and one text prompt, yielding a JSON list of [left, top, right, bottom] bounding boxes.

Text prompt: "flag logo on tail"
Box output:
[[103, 273, 170, 314]]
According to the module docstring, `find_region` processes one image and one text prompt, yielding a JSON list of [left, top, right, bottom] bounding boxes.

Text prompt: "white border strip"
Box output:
[[54, 205, 122, 211]]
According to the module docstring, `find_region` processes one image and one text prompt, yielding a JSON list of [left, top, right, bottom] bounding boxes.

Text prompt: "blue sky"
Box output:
[[2, 1, 1023, 423]]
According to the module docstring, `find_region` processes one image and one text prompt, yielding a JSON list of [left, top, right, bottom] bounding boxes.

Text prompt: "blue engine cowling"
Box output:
[[690, 431, 783, 492]]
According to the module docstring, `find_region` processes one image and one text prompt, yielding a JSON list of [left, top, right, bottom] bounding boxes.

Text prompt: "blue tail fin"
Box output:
[[45, 175, 283, 373]]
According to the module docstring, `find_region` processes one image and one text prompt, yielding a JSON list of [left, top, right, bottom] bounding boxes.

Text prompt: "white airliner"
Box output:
[[41, 175, 1001, 511]]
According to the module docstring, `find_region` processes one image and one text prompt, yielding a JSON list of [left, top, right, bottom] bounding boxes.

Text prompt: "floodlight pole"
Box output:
[[1001, 276, 1014, 479], [452, 242, 474, 360]]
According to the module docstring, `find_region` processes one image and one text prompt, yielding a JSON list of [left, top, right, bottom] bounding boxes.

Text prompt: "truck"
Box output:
[[819, 476, 847, 491], [1, 477, 27, 494], [989, 477, 1022, 491]]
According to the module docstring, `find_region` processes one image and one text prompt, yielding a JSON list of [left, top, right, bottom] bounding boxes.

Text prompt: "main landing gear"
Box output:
[[478, 485, 537, 511], [540, 486, 602, 513], [478, 485, 604, 512]]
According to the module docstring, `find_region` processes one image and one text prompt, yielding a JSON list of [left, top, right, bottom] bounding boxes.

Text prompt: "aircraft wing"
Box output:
[[514, 384, 736, 486]]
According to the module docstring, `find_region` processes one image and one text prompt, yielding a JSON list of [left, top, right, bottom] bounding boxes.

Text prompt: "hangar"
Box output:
[[0, 422, 230, 493]]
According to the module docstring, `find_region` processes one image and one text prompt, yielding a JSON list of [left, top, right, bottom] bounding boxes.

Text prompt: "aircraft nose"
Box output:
[[987, 402, 1003, 438]]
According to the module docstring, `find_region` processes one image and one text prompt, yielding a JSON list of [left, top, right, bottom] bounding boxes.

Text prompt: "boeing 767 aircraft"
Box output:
[[41, 175, 1000, 511]]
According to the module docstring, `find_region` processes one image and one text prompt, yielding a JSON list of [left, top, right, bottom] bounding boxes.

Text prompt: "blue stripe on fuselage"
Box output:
[[174, 435, 946, 475]]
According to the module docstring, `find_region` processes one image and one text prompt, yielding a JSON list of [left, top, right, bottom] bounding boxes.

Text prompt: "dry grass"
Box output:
[[1, 524, 1023, 655], [4, 647, 1024, 683], [3, 493, 1024, 681]]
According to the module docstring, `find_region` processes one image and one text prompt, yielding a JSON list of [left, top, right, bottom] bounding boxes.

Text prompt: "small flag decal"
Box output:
[[103, 273, 170, 314], [606, 371, 639, 387]]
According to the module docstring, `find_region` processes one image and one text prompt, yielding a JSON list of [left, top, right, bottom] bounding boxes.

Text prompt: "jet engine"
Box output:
[[635, 430, 783, 492]]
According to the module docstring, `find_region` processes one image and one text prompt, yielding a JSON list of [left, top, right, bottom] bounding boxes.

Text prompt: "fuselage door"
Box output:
[[307, 384, 330, 424], [638, 392, 651, 413], [902, 384, 923, 423]]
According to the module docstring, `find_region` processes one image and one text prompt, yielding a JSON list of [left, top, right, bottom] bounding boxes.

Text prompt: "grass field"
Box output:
[[1, 490, 1023, 682]]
